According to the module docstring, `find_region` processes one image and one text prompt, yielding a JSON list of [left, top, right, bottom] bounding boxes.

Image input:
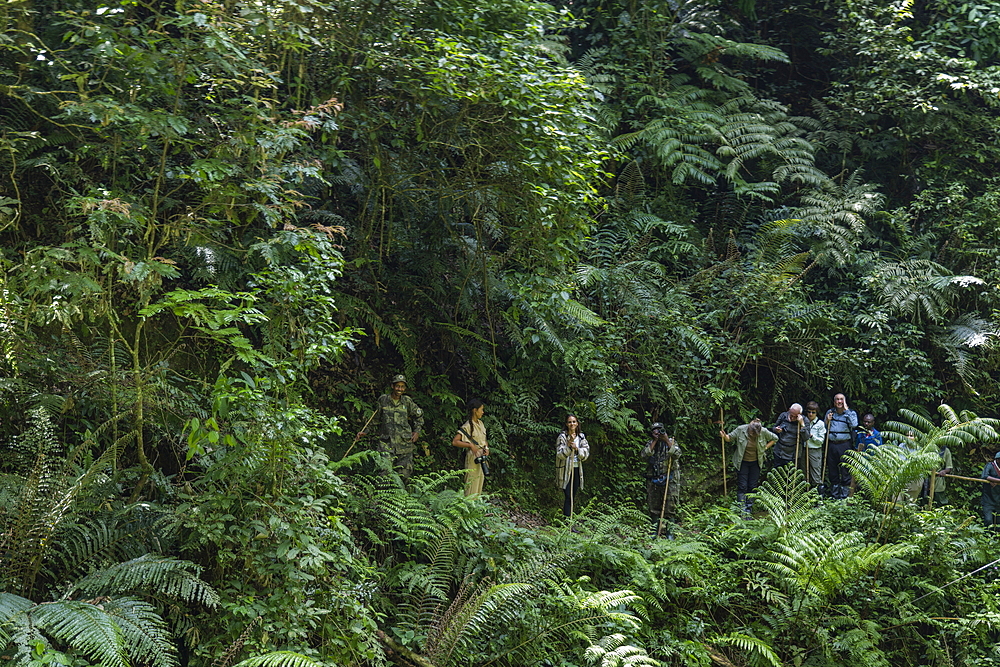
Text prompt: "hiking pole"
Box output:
[[942, 473, 994, 484], [656, 447, 675, 539], [569, 456, 575, 519], [720, 408, 727, 497], [820, 417, 831, 495], [341, 410, 377, 460], [794, 417, 801, 471], [927, 471, 936, 510]]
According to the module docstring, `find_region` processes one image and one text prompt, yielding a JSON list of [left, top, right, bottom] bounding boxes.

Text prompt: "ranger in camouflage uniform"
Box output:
[[642, 423, 681, 535], [363, 374, 424, 479]]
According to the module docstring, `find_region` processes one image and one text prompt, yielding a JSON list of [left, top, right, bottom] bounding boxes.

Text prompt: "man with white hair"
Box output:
[[772, 403, 809, 470]]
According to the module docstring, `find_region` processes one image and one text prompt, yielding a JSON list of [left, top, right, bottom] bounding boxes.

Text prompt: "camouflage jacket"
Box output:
[[376, 393, 424, 449], [642, 438, 680, 480]]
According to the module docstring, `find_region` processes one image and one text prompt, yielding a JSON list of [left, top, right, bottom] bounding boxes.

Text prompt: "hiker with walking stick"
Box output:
[[804, 402, 826, 488], [824, 393, 858, 499], [772, 404, 808, 471], [720, 417, 776, 515], [920, 443, 953, 508], [642, 423, 681, 538], [981, 452, 1000, 529], [555, 415, 590, 517], [359, 373, 424, 480]]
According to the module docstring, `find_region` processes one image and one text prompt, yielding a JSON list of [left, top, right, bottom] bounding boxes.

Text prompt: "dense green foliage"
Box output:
[[2, 0, 1000, 664]]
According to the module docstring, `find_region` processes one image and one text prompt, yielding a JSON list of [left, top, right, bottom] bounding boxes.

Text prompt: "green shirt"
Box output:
[[376, 393, 424, 451]]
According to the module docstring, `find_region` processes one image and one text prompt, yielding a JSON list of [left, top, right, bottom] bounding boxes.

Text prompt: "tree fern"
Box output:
[[863, 258, 983, 324], [932, 313, 999, 391], [619, 91, 828, 199], [881, 404, 1000, 452]]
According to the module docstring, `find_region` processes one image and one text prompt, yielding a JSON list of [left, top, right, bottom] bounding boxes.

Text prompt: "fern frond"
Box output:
[[67, 554, 219, 607], [584, 633, 659, 667], [100, 597, 177, 667], [764, 532, 912, 599], [751, 465, 820, 535], [230, 652, 324, 667], [26, 598, 178, 667], [844, 446, 939, 505], [708, 632, 782, 667]]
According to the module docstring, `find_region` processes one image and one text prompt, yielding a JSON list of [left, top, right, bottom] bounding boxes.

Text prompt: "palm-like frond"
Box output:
[[796, 174, 881, 267], [862, 258, 983, 324], [620, 91, 828, 199], [882, 404, 1000, 449], [931, 313, 1000, 391], [44, 506, 173, 583], [425, 579, 535, 665]]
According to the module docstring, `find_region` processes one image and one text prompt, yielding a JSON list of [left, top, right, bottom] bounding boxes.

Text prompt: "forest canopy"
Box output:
[[1, 0, 1000, 665]]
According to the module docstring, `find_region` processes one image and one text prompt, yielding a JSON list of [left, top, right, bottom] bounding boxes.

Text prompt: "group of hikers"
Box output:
[[357, 377, 1000, 533], [719, 394, 951, 510]]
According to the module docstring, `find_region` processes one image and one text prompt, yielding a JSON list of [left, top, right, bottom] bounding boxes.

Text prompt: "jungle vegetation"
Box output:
[[2, 0, 1000, 664]]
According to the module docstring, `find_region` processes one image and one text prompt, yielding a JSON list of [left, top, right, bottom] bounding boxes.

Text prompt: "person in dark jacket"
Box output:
[[772, 404, 809, 470], [981, 452, 1000, 529]]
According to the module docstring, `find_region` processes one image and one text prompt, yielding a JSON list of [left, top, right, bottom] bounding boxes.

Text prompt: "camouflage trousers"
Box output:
[[647, 476, 680, 524], [378, 439, 415, 480]]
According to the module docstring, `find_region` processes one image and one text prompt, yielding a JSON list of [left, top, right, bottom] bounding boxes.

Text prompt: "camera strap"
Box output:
[[458, 426, 482, 450]]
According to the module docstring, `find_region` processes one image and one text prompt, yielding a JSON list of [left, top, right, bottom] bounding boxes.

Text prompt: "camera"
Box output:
[[651, 428, 663, 436], [475, 454, 490, 477]]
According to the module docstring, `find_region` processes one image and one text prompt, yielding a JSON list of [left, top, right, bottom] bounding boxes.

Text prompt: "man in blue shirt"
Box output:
[[824, 393, 858, 499], [856, 413, 883, 452]]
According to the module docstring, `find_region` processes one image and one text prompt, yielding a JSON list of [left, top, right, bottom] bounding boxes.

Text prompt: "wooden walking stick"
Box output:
[[656, 445, 675, 539], [568, 462, 575, 519], [820, 416, 831, 494], [943, 473, 992, 484], [927, 471, 936, 510], [794, 416, 801, 470], [720, 408, 727, 497], [341, 410, 377, 460]]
